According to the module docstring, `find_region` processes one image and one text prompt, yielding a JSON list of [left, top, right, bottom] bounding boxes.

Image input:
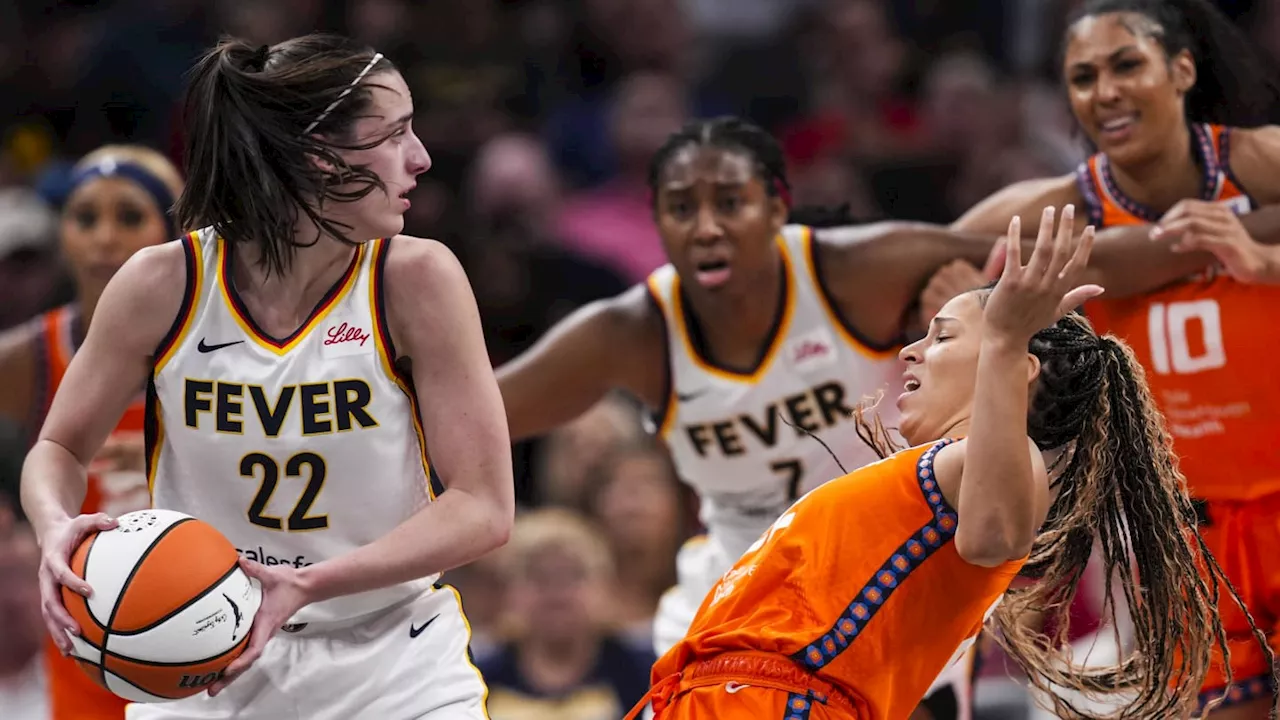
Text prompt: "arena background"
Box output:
[[0, 1, 1274, 718]]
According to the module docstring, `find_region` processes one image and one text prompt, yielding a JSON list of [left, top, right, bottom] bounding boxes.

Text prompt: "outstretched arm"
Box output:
[[496, 284, 667, 441]]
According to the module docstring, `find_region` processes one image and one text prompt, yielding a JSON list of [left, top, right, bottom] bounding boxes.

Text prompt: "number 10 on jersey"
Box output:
[[1147, 300, 1226, 375]]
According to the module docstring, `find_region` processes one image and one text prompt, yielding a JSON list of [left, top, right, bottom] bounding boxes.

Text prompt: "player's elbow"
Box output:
[[477, 490, 515, 551], [954, 524, 1033, 568]]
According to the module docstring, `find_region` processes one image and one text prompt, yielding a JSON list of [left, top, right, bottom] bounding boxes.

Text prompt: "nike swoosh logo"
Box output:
[[409, 614, 440, 638], [198, 339, 245, 353], [676, 389, 709, 403], [725, 682, 750, 694]]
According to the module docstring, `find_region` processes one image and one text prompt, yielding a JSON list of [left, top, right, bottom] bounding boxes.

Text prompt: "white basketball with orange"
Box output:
[[61, 509, 261, 702]]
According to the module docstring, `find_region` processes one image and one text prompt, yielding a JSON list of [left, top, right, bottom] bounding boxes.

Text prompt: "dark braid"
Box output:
[[646, 116, 862, 228], [968, 305, 1272, 719]]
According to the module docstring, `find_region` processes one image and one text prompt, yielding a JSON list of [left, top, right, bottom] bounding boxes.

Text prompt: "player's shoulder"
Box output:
[[95, 243, 192, 344], [1222, 124, 1280, 204]]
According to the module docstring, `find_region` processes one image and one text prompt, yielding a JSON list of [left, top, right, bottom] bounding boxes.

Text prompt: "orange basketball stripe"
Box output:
[[110, 520, 238, 633], [101, 634, 249, 700], [74, 658, 107, 691]]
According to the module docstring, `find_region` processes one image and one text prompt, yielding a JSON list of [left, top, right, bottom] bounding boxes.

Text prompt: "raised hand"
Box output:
[[982, 205, 1103, 342]]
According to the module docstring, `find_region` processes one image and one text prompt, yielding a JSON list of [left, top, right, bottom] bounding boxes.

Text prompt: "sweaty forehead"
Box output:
[[659, 145, 759, 190]]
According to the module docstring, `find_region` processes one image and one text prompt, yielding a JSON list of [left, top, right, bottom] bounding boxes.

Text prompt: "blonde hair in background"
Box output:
[[493, 508, 620, 640]]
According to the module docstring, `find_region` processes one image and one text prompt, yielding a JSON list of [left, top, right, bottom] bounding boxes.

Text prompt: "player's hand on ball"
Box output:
[[37, 513, 118, 654], [208, 558, 311, 696]]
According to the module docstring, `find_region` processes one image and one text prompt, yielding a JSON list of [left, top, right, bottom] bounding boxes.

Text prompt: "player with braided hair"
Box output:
[[624, 205, 1262, 720], [949, 1, 1280, 714], [497, 115, 1249, 718]]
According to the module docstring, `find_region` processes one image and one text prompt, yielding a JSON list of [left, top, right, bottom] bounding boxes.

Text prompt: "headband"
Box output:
[[67, 158, 176, 239], [303, 52, 384, 134]]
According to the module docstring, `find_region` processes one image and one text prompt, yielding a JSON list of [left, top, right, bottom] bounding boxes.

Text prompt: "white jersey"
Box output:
[[646, 224, 905, 559], [147, 229, 434, 625]]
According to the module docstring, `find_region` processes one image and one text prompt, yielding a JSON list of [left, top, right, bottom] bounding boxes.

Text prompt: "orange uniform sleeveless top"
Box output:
[[35, 305, 147, 720], [653, 440, 1023, 719], [1077, 123, 1279, 501]]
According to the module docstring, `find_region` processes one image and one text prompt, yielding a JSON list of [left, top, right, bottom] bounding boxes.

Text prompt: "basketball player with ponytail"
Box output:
[[951, 1, 1280, 715], [21, 34, 512, 719], [625, 205, 1262, 720]]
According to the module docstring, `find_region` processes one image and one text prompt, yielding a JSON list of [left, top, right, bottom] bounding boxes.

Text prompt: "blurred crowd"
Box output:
[[0, 1, 1275, 719]]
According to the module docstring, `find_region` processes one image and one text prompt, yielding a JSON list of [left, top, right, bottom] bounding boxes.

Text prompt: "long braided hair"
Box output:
[[855, 299, 1270, 718]]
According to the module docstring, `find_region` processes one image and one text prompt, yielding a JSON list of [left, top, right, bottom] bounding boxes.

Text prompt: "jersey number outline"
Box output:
[[1147, 300, 1226, 375], [240, 452, 329, 531], [770, 458, 805, 501]]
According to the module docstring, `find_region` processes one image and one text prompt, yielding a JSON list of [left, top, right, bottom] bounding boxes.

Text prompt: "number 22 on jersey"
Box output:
[[1147, 299, 1226, 375], [240, 452, 329, 532]]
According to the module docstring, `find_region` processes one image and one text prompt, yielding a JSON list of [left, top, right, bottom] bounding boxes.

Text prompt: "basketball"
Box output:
[[61, 509, 262, 703]]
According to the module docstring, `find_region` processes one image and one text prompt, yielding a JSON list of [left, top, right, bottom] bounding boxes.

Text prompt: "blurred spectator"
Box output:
[[459, 133, 627, 366], [583, 441, 686, 650], [786, 0, 922, 165], [534, 394, 647, 508], [546, 0, 733, 188], [0, 418, 47, 720], [0, 189, 66, 331], [481, 508, 655, 720], [558, 71, 686, 281]]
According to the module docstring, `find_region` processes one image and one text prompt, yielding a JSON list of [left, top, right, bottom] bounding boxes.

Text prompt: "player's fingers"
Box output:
[[1023, 207, 1057, 279], [40, 572, 81, 638], [1059, 285, 1105, 316], [1045, 204, 1076, 281], [1002, 215, 1022, 277], [52, 560, 94, 598], [1059, 225, 1096, 280]]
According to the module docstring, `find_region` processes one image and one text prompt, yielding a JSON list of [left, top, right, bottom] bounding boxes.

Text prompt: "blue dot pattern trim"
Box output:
[[792, 439, 959, 672], [1197, 673, 1275, 714], [782, 689, 829, 719]]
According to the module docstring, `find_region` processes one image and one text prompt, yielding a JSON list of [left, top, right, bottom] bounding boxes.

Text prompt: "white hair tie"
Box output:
[[303, 52, 384, 135]]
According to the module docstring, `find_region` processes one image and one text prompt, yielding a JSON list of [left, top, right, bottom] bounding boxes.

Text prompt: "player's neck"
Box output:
[[234, 235, 357, 303], [1106, 124, 1202, 215], [685, 256, 785, 371]]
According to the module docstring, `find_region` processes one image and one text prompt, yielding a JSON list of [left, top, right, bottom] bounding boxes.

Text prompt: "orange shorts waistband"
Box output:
[[664, 652, 856, 711]]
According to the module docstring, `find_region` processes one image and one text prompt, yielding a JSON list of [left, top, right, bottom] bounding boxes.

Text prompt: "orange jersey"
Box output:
[[1077, 123, 1280, 501], [34, 305, 147, 720], [652, 440, 1023, 719]]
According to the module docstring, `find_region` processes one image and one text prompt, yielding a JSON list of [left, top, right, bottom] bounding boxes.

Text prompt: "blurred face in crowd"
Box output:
[[653, 145, 787, 296], [511, 543, 610, 642], [611, 72, 688, 173], [1063, 12, 1196, 169], [60, 175, 172, 301], [592, 451, 681, 553]]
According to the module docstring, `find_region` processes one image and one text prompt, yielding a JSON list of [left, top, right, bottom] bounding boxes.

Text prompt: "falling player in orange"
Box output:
[[625, 205, 1259, 720], [0, 144, 183, 720], [952, 1, 1280, 715]]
